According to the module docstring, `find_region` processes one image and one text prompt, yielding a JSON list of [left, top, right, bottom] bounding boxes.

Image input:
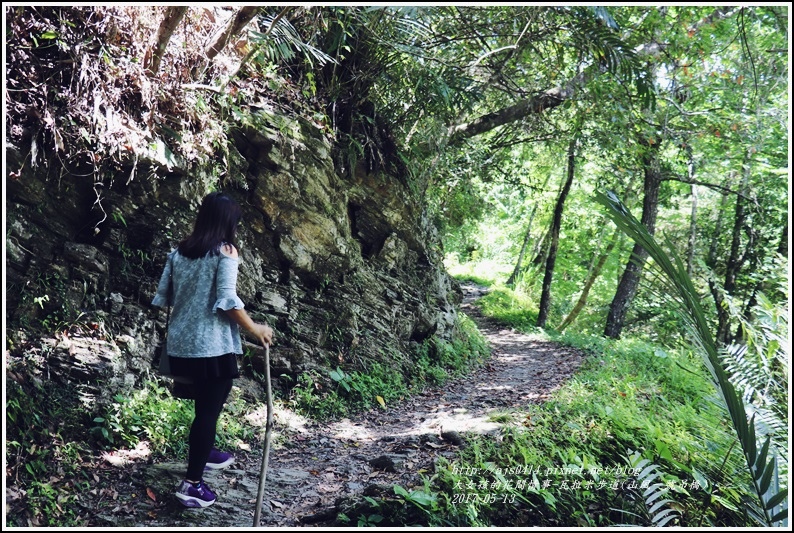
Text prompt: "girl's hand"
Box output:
[[251, 323, 274, 347], [224, 308, 274, 346]]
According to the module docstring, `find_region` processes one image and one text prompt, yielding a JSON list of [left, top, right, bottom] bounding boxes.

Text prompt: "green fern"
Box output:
[[630, 453, 680, 527], [595, 190, 788, 526]]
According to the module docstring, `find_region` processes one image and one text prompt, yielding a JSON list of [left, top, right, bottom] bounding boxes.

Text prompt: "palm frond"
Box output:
[[573, 9, 656, 110], [249, 14, 337, 68], [594, 190, 788, 526]]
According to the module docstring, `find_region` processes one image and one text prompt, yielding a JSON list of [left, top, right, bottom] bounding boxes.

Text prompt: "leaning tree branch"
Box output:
[[145, 6, 189, 76], [440, 6, 739, 150], [223, 6, 292, 87], [205, 6, 261, 62]]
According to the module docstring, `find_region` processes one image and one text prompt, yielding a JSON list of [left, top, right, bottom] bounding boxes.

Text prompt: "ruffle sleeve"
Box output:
[[213, 254, 245, 312]]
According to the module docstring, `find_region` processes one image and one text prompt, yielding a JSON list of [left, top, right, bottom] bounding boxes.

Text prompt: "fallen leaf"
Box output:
[[376, 395, 386, 409], [270, 500, 284, 508], [317, 483, 343, 493], [146, 487, 156, 502]]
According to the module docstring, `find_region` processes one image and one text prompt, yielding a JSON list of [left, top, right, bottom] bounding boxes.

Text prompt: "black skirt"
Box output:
[[168, 353, 240, 381]]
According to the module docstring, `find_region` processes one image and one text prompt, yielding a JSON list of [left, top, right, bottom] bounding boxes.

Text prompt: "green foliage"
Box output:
[[475, 286, 540, 332], [420, 334, 759, 527], [91, 381, 194, 454], [6, 376, 93, 526], [90, 379, 261, 460], [445, 255, 510, 287], [575, 7, 656, 111], [595, 190, 788, 526], [341, 484, 447, 527], [393, 484, 440, 517], [434, 231, 788, 527], [249, 13, 336, 69], [623, 452, 681, 527], [288, 370, 348, 420], [287, 362, 407, 420], [9, 269, 82, 334]]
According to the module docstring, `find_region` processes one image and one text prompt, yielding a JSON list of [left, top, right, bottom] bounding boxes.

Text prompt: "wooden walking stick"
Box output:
[[253, 342, 273, 526]]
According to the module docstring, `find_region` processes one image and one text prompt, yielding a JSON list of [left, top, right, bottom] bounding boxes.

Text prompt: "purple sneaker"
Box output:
[[205, 448, 235, 470], [175, 479, 217, 508]]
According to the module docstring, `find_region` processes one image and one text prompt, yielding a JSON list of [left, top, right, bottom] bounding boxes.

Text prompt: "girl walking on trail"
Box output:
[[152, 191, 274, 508]]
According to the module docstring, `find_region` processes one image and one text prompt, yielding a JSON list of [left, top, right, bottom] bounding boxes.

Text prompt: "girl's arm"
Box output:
[[219, 243, 274, 346], [225, 308, 274, 347]]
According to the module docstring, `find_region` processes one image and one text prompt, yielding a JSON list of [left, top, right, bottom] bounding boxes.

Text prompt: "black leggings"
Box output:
[[186, 378, 233, 481]]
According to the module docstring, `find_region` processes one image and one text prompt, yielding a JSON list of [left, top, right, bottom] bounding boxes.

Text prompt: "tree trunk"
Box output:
[[603, 143, 662, 339], [707, 190, 729, 267], [776, 220, 788, 258], [144, 7, 189, 76], [557, 227, 621, 332], [507, 171, 553, 285], [537, 137, 577, 328], [719, 152, 754, 344], [447, 83, 579, 146], [686, 176, 698, 276], [506, 206, 537, 286], [742, 220, 790, 324], [205, 6, 261, 62], [530, 227, 551, 268], [706, 190, 730, 344]]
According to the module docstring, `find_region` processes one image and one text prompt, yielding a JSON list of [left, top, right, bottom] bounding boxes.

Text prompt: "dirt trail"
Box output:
[[102, 282, 585, 527]]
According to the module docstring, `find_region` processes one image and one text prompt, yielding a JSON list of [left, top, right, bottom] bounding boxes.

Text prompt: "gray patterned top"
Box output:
[[152, 248, 245, 357]]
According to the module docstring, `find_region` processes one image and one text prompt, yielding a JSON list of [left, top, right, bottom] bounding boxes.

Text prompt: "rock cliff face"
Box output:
[[5, 111, 461, 406]]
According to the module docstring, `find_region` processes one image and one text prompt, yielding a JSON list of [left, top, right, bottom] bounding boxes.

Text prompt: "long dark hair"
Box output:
[[177, 192, 242, 259]]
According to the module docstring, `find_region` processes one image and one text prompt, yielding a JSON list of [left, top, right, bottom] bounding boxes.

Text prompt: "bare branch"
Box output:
[[662, 176, 750, 199], [145, 7, 188, 76], [205, 6, 261, 62]]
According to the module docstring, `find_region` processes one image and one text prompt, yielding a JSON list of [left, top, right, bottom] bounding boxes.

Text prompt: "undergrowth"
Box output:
[[6, 377, 96, 527], [285, 314, 490, 420], [356, 330, 759, 527], [363, 274, 775, 528], [5, 372, 266, 527]]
